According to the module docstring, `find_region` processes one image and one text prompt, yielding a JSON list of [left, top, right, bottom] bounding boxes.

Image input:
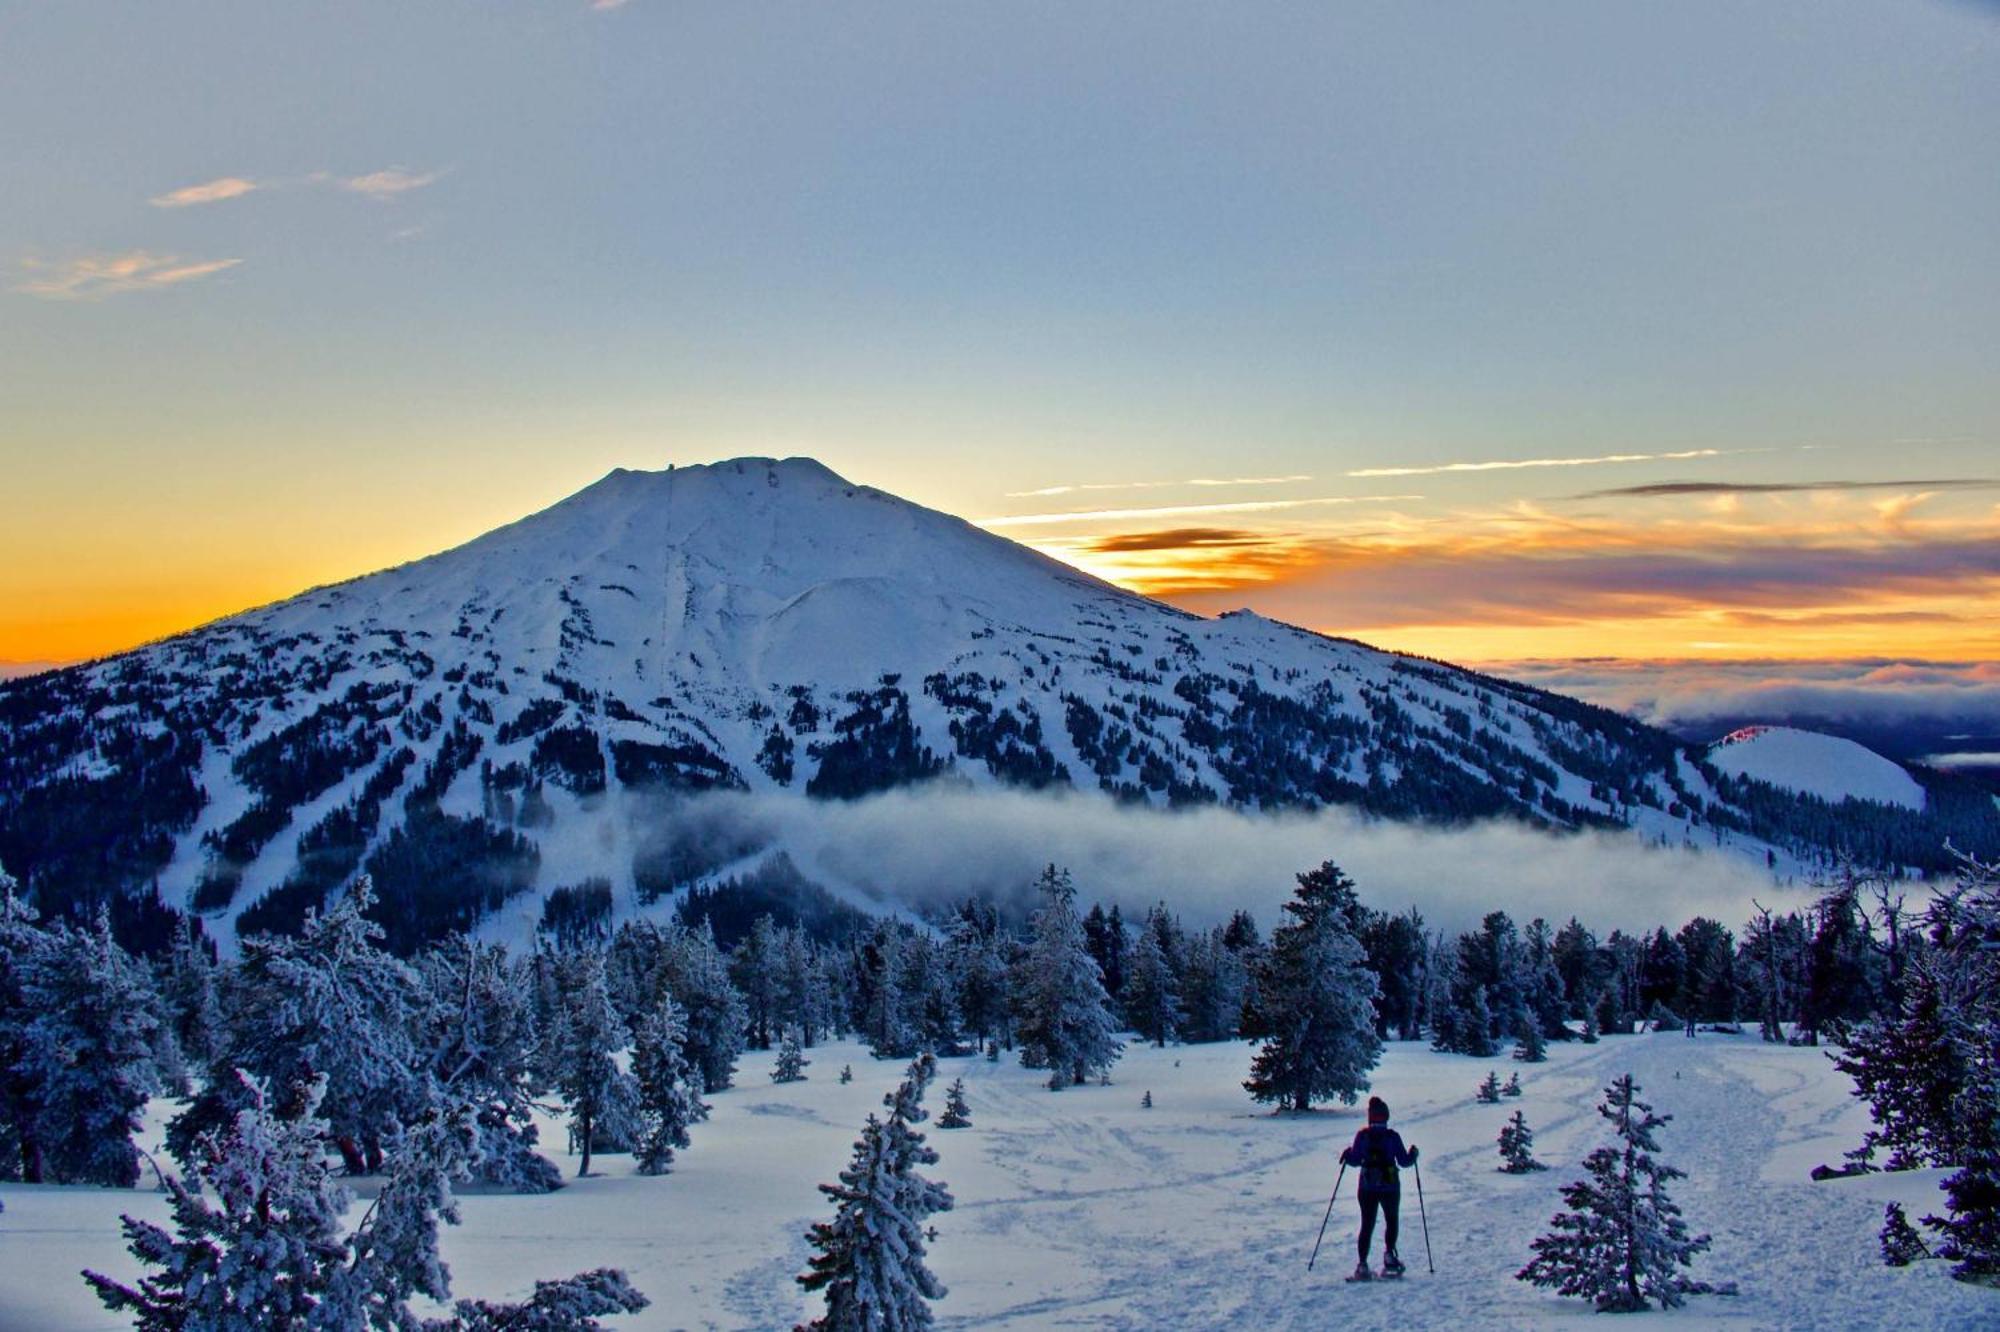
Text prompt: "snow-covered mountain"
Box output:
[[1706, 726, 1925, 812], [1, 457, 1989, 949]]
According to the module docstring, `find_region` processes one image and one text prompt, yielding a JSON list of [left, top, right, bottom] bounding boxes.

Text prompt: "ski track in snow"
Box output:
[[1, 1035, 1994, 1330]]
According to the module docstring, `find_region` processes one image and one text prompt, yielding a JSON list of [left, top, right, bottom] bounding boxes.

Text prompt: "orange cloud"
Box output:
[[341, 168, 441, 199], [16, 251, 242, 300], [149, 176, 258, 207]]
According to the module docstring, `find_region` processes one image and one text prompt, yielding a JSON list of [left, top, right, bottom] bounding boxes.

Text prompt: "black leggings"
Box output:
[[1358, 1190, 1400, 1261]]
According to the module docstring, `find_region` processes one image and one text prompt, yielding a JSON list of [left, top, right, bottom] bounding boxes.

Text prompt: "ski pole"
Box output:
[[1413, 1157, 1434, 1274], [1306, 1160, 1347, 1271]]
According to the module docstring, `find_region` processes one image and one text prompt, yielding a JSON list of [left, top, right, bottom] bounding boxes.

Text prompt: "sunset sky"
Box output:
[[3, 2, 1995, 671]]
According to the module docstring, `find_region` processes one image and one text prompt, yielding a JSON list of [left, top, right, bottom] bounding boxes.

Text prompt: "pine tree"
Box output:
[[224, 877, 426, 1174], [159, 913, 221, 1073], [658, 920, 749, 1093], [1122, 910, 1184, 1048], [85, 1076, 353, 1329], [1498, 1110, 1546, 1173], [1516, 1074, 1719, 1311], [937, 1077, 970, 1129], [863, 924, 919, 1060], [443, 1269, 649, 1330], [1141, 1089, 1153, 1109], [1241, 862, 1382, 1111], [1503, 1071, 1523, 1097], [86, 1075, 647, 1330], [1881, 1202, 1931, 1266], [730, 914, 783, 1050], [947, 900, 1010, 1049], [631, 987, 708, 1176], [1012, 866, 1122, 1089], [797, 1056, 954, 1330], [1476, 1071, 1503, 1104], [15, 912, 160, 1186], [417, 936, 561, 1193], [0, 878, 49, 1182], [1513, 1022, 1547, 1064], [773, 1028, 811, 1084], [839, 1064, 853, 1084], [1918, 849, 2000, 1282], [547, 951, 627, 1178]]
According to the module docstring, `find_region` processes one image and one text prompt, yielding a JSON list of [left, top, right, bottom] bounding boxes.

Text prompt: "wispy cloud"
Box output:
[[1575, 478, 2000, 500], [1006, 475, 1312, 499], [591, 0, 633, 8], [981, 494, 1421, 528], [1084, 527, 1267, 554], [340, 168, 441, 199], [17, 251, 242, 301], [1348, 448, 1726, 479], [149, 176, 258, 208]]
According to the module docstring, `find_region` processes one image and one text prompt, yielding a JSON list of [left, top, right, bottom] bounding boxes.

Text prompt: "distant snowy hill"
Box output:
[[1706, 726, 1925, 812], [3, 457, 1993, 950]]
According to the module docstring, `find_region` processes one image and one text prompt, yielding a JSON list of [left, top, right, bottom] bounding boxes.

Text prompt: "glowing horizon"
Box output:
[[2, 4, 1995, 673]]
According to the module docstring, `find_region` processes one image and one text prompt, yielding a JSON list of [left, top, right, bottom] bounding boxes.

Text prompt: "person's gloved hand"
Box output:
[[1409, 1146, 1419, 1163]]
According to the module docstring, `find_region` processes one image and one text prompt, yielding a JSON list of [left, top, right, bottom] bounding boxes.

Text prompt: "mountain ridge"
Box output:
[[3, 456, 1993, 952]]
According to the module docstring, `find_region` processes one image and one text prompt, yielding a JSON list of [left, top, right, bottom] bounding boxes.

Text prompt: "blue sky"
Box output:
[[2, 1, 1996, 664]]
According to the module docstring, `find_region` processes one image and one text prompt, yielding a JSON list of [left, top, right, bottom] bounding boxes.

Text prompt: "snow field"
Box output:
[[1, 1032, 1993, 1330]]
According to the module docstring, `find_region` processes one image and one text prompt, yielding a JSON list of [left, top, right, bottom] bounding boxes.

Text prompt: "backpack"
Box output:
[[1360, 1127, 1399, 1190]]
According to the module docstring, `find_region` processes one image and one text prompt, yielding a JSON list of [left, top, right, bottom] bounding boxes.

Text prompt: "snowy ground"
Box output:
[[2, 1031, 1993, 1331]]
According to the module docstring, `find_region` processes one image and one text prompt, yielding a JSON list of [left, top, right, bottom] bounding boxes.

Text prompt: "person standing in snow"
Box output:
[[1341, 1096, 1418, 1280]]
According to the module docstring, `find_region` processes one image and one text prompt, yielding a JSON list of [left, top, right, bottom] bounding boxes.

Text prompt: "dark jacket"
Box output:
[[1341, 1124, 1416, 1193]]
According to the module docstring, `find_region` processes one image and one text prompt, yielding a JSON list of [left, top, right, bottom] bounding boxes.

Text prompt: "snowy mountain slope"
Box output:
[[1707, 725, 1925, 812], [2, 457, 1992, 948]]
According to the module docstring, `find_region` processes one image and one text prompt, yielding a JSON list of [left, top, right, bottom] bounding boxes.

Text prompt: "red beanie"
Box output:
[[1367, 1096, 1389, 1123]]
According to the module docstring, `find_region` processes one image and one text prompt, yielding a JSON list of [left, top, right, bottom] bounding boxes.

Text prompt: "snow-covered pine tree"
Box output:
[[797, 1056, 954, 1330], [1498, 1109, 1546, 1173], [1516, 1074, 1719, 1311], [1513, 1021, 1547, 1064], [1177, 925, 1249, 1044], [320, 1101, 485, 1329], [1881, 1202, 1931, 1266], [0, 874, 47, 1182], [946, 900, 1011, 1051], [1011, 866, 1122, 1089], [1475, 1071, 1503, 1104], [224, 877, 427, 1174], [442, 1269, 649, 1330], [1880, 852, 1992, 1280], [937, 1077, 970, 1128], [658, 919, 749, 1093], [417, 935, 561, 1193], [86, 1074, 649, 1330], [1241, 862, 1382, 1111], [631, 986, 708, 1176], [85, 1075, 353, 1330], [1503, 1071, 1523, 1097], [864, 923, 919, 1060], [15, 912, 160, 1186], [773, 1028, 811, 1084], [548, 950, 628, 1178], [1141, 1089, 1153, 1109], [159, 912, 221, 1074], [839, 1064, 853, 1084], [904, 932, 964, 1055], [730, 914, 784, 1050], [779, 927, 834, 1048], [1122, 909, 1184, 1048], [1926, 1055, 2000, 1282]]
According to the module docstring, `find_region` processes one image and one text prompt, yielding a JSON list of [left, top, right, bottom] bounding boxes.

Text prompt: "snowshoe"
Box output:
[[1382, 1253, 1406, 1278], [1345, 1263, 1374, 1283]]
